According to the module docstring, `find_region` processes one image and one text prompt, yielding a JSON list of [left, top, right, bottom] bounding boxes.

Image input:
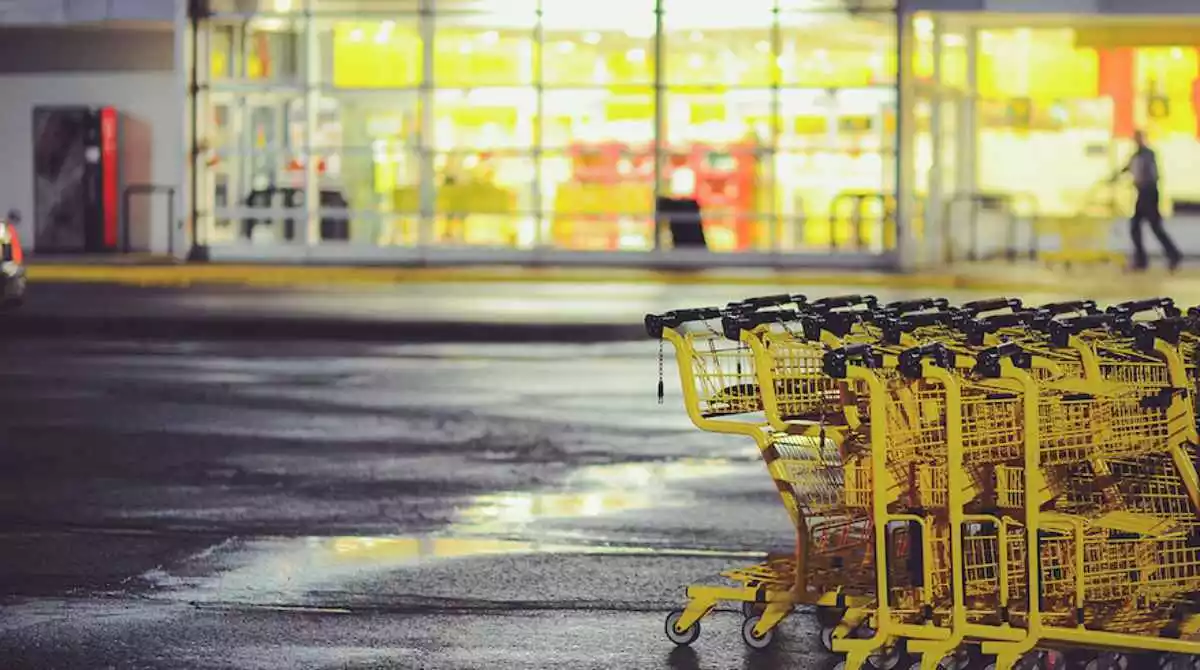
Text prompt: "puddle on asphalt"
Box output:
[[142, 457, 758, 604], [451, 458, 746, 532]]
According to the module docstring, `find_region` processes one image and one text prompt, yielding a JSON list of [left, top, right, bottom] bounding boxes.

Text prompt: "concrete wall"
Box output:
[[0, 26, 181, 253], [0, 0, 176, 24]]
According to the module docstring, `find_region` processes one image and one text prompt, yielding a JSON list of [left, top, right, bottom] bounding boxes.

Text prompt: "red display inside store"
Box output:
[[566, 141, 761, 250]]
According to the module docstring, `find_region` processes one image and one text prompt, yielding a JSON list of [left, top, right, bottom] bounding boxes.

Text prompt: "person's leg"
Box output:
[[1144, 187, 1182, 268], [1130, 212, 1148, 271]]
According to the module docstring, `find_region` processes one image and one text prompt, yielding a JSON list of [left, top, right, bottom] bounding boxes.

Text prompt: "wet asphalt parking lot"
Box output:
[[0, 338, 825, 669], [1, 281, 1193, 669]]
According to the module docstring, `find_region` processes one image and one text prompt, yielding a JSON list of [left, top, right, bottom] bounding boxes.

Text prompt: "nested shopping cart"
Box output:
[[647, 295, 889, 651], [824, 338, 1200, 670], [649, 294, 1200, 669]]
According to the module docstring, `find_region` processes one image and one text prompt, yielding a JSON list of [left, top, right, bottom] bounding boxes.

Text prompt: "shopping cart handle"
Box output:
[[1037, 300, 1100, 317], [1046, 314, 1112, 346], [981, 312, 1035, 329], [1132, 317, 1186, 348], [960, 297, 1023, 316], [973, 342, 1032, 378], [720, 309, 806, 341], [726, 293, 807, 313], [883, 297, 951, 315], [810, 294, 878, 311], [1107, 297, 1181, 318], [901, 311, 962, 328], [822, 344, 881, 378], [644, 307, 724, 338], [897, 342, 952, 378]]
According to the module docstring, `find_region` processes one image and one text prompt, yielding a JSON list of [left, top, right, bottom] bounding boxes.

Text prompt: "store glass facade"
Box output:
[[191, 0, 904, 261]]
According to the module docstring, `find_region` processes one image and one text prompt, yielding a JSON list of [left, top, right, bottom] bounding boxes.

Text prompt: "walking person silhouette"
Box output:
[[1113, 130, 1181, 272]]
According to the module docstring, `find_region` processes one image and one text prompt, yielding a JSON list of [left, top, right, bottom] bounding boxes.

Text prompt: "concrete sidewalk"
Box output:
[[12, 260, 1200, 343], [23, 257, 1200, 295]]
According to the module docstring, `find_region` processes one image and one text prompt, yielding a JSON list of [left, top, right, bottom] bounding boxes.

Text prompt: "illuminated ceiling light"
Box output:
[[272, 0, 292, 11], [374, 30, 389, 44], [755, 40, 770, 53], [626, 48, 646, 63], [556, 41, 575, 54], [349, 28, 363, 42], [481, 31, 500, 44], [913, 16, 933, 39], [943, 33, 965, 47], [688, 54, 704, 68], [1171, 47, 1184, 59], [460, 43, 473, 54], [583, 32, 601, 45]]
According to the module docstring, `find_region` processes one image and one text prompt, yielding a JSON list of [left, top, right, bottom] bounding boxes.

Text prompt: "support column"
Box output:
[[303, 9, 320, 246], [652, 0, 665, 252], [418, 0, 436, 249], [179, 0, 199, 257], [927, 17, 944, 269], [896, 11, 918, 271], [958, 28, 978, 201]]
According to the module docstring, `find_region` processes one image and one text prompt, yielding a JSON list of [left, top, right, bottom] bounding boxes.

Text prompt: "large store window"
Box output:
[[539, 1, 658, 251], [776, 9, 897, 252], [198, 0, 903, 254]]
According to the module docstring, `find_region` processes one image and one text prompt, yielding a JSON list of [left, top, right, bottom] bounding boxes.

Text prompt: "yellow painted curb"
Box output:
[[23, 263, 1068, 295]]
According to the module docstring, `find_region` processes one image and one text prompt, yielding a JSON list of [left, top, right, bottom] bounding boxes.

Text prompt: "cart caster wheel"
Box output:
[[820, 625, 837, 652], [868, 643, 906, 670], [905, 657, 957, 670], [742, 615, 775, 650], [817, 605, 848, 627], [743, 601, 765, 618], [1162, 654, 1200, 670], [1084, 653, 1130, 670], [664, 610, 700, 646]]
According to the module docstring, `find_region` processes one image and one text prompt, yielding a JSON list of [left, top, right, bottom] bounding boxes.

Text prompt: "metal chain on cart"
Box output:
[[657, 337, 665, 404]]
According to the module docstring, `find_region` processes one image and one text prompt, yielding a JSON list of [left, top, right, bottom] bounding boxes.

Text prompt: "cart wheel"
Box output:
[[743, 601, 765, 619], [1161, 657, 1200, 670], [905, 657, 957, 670], [1084, 653, 1129, 670], [742, 615, 775, 650], [1162, 654, 1200, 670], [817, 605, 847, 627], [868, 643, 906, 670], [949, 647, 982, 670], [820, 625, 838, 652], [664, 610, 700, 646]]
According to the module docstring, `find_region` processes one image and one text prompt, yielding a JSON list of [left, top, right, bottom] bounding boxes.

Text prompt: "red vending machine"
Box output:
[[32, 106, 120, 253]]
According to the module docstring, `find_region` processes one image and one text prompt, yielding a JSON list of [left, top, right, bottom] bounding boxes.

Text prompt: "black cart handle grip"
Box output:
[[961, 297, 1023, 316], [720, 309, 807, 341], [1045, 313, 1114, 338], [901, 311, 961, 328], [973, 341, 1031, 377], [980, 312, 1036, 329], [727, 293, 807, 312], [811, 294, 878, 311], [1038, 300, 1099, 316], [1107, 297, 1179, 317], [645, 307, 724, 338], [885, 297, 950, 314]]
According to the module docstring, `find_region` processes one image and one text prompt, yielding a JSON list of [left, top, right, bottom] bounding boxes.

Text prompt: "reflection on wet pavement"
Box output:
[[453, 458, 743, 533], [140, 457, 761, 608]]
